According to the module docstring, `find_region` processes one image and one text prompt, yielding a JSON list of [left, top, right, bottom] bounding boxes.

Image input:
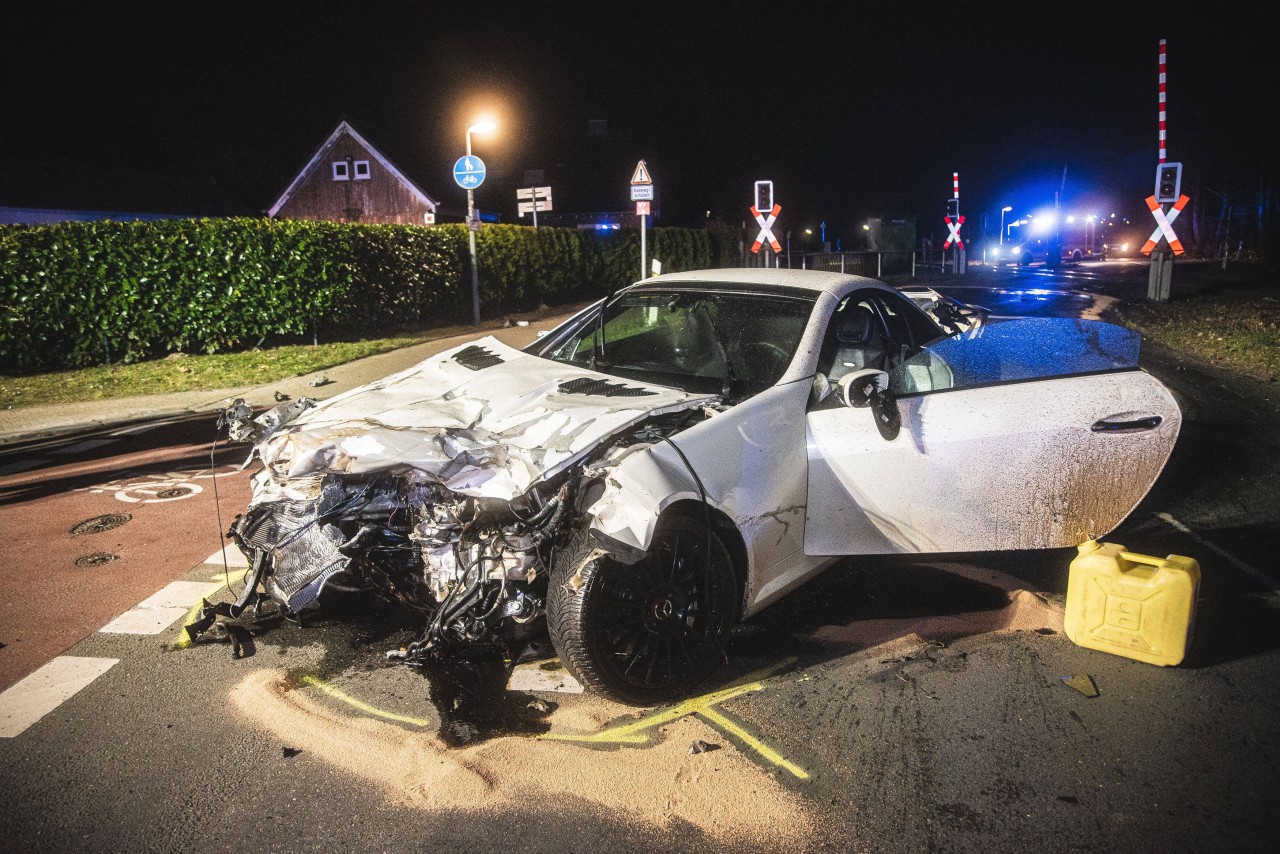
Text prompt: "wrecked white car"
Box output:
[[210, 269, 1179, 705]]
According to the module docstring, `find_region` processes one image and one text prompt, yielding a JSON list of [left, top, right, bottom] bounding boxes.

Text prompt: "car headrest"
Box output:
[[836, 306, 876, 345]]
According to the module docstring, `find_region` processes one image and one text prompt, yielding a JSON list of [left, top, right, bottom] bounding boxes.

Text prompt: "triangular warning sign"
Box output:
[[631, 160, 652, 184]]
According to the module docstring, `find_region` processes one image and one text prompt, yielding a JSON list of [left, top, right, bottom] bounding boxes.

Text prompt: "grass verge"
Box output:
[[0, 327, 477, 410], [1105, 290, 1280, 383]]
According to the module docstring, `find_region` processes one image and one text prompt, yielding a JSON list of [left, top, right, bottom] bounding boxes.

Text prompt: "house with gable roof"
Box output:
[[267, 119, 438, 226]]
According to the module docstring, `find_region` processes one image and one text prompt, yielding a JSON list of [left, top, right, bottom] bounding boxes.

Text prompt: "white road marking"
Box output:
[[0, 656, 119, 737], [204, 543, 250, 567], [1156, 513, 1277, 589], [109, 419, 180, 436], [49, 438, 117, 455], [99, 580, 226, 635], [0, 458, 45, 476]]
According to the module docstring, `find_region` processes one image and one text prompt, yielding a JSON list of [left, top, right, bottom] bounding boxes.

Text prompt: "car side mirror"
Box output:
[[837, 369, 901, 441]]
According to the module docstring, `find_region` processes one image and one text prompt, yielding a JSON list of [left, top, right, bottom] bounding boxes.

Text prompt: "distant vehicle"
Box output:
[[995, 216, 1106, 267]]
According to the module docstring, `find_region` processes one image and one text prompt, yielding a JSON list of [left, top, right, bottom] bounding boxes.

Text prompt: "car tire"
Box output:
[[547, 514, 737, 705]]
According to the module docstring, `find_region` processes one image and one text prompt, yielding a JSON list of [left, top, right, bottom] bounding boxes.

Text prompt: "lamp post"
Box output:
[[1000, 206, 1012, 244], [465, 119, 495, 326]]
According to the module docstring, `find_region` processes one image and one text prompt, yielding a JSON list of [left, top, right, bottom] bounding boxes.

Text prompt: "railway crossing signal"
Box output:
[[1141, 194, 1189, 256]]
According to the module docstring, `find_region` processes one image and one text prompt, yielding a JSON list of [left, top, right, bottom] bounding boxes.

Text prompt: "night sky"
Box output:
[[3, 2, 1268, 246]]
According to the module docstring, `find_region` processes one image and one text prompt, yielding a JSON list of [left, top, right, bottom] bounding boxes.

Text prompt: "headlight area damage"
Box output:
[[191, 337, 719, 681]]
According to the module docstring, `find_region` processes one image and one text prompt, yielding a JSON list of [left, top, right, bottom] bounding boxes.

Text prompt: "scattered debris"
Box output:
[[308, 374, 333, 387], [186, 596, 285, 659], [282, 746, 302, 759], [527, 697, 552, 713], [1060, 674, 1099, 698], [274, 390, 290, 402], [689, 739, 720, 754]]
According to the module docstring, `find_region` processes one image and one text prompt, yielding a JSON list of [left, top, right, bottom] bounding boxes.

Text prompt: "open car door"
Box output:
[[804, 317, 1181, 555]]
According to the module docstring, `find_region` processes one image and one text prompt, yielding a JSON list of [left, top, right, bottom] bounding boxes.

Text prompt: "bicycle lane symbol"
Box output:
[[74, 467, 240, 504]]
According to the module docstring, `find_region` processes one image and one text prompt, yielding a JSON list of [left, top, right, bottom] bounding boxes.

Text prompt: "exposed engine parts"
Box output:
[[202, 395, 711, 669]]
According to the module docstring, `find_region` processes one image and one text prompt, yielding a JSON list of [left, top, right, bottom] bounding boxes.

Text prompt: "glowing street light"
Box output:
[[465, 118, 496, 326], [1000, 206, 1012, 243]]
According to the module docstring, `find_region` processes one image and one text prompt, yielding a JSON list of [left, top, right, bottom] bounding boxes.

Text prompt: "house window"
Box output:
[[353, 160, 371, 180], [332, 161, 350, 181]]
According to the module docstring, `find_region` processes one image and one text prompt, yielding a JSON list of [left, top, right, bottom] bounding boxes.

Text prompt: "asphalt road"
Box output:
[[2, 262, 1278, 853]]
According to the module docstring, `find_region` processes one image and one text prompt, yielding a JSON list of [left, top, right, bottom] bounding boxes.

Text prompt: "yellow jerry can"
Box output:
[[1064, 539, 1201, 666]]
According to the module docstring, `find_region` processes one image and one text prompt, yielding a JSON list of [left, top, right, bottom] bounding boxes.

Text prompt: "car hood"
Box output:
[[248, 336, 718, 500]]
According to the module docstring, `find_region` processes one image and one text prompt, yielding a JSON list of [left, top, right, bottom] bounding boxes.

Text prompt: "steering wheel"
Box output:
[[739, 341, 791, 383]]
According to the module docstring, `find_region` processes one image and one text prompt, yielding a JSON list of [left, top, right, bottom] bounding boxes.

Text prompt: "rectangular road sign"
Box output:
[[517, 186, 553, 200], [630, 185, 654, 201], [518, 200, 553, 214], [636, 201, 650, 215]]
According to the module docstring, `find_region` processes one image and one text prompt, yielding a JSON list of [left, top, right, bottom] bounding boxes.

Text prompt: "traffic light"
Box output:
[[1155, 162, 1183, 203], [754, 180, 773, 212]]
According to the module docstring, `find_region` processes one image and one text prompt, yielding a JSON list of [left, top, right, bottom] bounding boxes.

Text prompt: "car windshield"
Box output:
[[538, 288, 814, 398], [891, 316, 1141, 394]]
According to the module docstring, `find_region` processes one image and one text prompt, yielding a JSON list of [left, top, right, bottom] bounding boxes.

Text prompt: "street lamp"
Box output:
[[1000, 206, 1012, 244], [466, 119, 496, 326]]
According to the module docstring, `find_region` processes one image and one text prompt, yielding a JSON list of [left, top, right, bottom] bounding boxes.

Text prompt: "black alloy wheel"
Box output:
[[548, 515, 737, 705]]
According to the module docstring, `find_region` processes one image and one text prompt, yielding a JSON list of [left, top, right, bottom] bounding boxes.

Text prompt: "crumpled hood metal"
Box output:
[[250, 336, 716, 500]]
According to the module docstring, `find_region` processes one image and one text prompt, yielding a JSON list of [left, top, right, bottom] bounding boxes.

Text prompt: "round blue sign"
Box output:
[[453, 155, 486, 190]]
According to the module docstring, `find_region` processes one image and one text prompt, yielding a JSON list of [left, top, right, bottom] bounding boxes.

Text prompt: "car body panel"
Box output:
[[246, 335, 717, 502], [804, 315, 1181, 554]]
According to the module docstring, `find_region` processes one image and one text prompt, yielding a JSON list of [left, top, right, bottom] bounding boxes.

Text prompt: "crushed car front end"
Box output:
[[209, 337, 719, 670]]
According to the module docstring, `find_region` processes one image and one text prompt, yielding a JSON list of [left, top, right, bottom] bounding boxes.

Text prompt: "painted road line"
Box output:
[[0, 656, 119, 738], [204, 543, 250, 568], [110, 419, 181, 436], [543, 659, 810, 779], [100, 580, 226, 635], [301, 676, 432, 727], [1157, 513, 1278, 589], [0, 458, 47, 476], [49, 438, 117, 455]]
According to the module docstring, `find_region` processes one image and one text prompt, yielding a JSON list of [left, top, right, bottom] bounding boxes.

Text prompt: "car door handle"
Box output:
[[1091, 415, 1163, 433]]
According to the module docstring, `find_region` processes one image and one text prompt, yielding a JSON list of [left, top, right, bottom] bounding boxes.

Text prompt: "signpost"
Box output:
[[455, 150, 488, 325], [943, 172, 965, 275], [517, 186, 552, 228], [1144, 39, 1188, 302], [749, 181, 781, 266], [631, 160, 653, 279]]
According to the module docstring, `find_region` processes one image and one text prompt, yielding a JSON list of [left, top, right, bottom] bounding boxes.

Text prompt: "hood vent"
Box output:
[[452, 345, 506, 370], [556, 377, 659, 397]]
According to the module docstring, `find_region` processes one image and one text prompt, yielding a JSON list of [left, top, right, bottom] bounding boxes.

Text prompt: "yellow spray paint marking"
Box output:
[[543, 660, 810, 779], [301, 675, 433, 727]]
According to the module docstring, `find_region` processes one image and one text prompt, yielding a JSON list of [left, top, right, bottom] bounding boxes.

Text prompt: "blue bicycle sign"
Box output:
[[453, 156, 486, 189]]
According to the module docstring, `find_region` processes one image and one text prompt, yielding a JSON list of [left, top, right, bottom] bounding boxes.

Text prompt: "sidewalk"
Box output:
[[0, 309, 583, 446]]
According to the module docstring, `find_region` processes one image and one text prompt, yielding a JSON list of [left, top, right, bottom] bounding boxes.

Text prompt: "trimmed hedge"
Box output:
[[0, 218, 737, 372]]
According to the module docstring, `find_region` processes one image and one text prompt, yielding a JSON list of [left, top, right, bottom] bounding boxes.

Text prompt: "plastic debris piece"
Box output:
[[274, 390, 290, 402], [1060, 674, 1099, 698], [527, 697, 551, 714], [308, 374, 333, 387], [689, 739, 720, 754], [282, 747, 302, 759]]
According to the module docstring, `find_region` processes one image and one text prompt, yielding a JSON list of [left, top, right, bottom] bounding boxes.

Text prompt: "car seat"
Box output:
[[827, 304, 887, 382]]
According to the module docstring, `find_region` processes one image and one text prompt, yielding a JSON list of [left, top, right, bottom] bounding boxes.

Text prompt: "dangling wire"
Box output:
[[210, 411, 237, 596]]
